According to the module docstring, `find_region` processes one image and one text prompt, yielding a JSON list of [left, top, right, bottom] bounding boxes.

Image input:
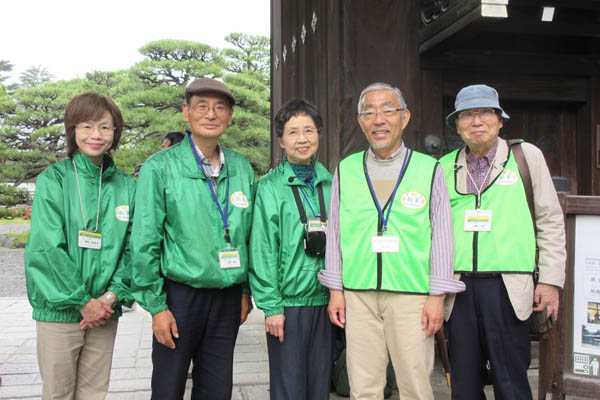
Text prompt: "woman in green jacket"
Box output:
[[25, 93, 135, 400], [249, 99, 333, 399]]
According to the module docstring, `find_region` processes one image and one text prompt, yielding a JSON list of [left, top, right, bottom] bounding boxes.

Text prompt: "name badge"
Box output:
[[78, 230, 102, 249], [464, 209, 492, 231], [307, 218, 327, 233], [219, 247, 241, 269], [371, 234, 399, 253]]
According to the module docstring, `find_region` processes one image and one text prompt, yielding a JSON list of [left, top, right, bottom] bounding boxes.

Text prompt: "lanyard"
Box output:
[[463, 154, 497, 208], [72, 158, 102, 232], [363, 149, 409, 234], [189, 135, 231, 244], [299, 187, 318, 217], [291, 183, 327, 223]]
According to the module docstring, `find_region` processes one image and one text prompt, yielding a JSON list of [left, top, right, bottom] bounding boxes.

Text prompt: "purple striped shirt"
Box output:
[[317, 145, 465, 295], [465, 141, 498, 193]]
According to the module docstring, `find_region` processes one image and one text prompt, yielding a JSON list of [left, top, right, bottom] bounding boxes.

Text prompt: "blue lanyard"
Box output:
[[189, 135, 231, 244], [299, 187, 318, 218], [363, 149, 410, 234]]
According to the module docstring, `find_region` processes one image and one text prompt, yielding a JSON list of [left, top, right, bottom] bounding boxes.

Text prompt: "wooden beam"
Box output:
[[422, 51, 600, 76], [478, 15, 600, 38], [419, 0, 480, 47]]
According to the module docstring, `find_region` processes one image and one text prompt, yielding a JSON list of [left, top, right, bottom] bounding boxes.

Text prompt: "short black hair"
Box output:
[[163, 131, 185, 146], [273, 98, 323, 138]]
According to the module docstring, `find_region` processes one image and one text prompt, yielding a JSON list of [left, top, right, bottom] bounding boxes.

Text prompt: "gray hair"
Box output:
[[357, 82, 407, 114]]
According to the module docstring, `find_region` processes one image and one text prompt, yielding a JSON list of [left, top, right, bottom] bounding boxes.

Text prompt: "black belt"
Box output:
[[462, 272, 501, 278]]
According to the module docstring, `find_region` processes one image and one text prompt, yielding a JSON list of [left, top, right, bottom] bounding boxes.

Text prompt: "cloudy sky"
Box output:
[[2, 0, 270, 83]]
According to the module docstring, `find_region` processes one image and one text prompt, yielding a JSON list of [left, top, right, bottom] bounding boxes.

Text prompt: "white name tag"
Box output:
[[464, 209, 492, 232], [307, 218, 327, 233], [371, 235, 399, 253], [78, 230, 102, 249], [219, 247, 241, 269]]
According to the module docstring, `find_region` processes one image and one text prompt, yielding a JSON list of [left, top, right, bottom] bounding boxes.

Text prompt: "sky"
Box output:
[[1, 0, 270, 83]]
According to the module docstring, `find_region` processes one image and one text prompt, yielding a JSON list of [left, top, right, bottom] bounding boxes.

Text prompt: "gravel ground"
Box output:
[[0, 248, 26, 297], [0, 222, 30, 235]]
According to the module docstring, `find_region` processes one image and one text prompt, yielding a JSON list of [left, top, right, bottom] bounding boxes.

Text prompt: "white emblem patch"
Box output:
[[115, 205, 129, 222], [230, 191, 249, 208], [400, 191, 426, 209], [495, 169, 518, 186]]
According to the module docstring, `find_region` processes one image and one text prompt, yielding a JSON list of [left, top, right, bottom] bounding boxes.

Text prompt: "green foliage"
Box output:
[[223, 33, 270, 79], [0, 34, 271, 212], [19, 65, 54, 88], [0, 59, 14, 84]]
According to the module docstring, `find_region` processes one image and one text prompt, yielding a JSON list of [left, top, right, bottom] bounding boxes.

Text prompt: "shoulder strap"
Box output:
[[508, 140, 537, 233], [291, 183, 327, 224], [317, 184, 327, 222], [291, 185, 307, 224]]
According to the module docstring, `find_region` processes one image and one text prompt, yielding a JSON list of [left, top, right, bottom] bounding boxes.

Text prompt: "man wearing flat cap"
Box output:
[[440, 84, 566, 399], [131, 78, 254, 399]]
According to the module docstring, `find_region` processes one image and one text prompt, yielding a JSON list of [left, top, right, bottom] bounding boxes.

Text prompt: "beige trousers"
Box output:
[[345, 291, 434, 400], [36, 319, 118, 400]]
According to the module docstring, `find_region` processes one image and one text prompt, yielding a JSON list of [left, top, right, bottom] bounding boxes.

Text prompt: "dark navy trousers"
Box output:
[[266, 305, 334, 400], [151, 278, 242, 400], [446, 275, 532, 400]]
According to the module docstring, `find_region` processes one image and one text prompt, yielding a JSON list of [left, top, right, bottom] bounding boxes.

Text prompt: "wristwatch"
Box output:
[[103, 292, 116, 305]]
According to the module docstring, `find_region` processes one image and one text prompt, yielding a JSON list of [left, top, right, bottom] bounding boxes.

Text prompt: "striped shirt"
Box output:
[[192, 142, 225, 191], [317, 144, 466, 295], [465, 141, 498, 193]]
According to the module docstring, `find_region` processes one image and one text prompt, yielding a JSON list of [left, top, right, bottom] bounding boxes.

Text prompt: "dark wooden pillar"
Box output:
[[271, 0, 423, 171]]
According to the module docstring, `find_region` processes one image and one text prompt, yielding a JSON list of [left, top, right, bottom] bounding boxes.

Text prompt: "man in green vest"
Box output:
[[318, 82, 465, 400], [131, 78, 254, 399], [440, 84, 566, 399]]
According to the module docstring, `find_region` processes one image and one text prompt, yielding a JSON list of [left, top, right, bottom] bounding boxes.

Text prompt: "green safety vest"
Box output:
[[439, 147, 535, 274], [339, 150, 437, 293]]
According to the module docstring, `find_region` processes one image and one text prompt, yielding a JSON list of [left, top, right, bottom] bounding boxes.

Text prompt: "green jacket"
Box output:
[[249, 161, 331, 317], [25, 152, 135, 323], [131, 136, 255, 316]]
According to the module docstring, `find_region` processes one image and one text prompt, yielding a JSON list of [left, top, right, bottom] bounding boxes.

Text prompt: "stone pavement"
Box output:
[[0, 297, 546, 399]]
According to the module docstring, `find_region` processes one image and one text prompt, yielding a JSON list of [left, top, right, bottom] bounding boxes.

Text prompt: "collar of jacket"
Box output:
[[72, 151, 115, 179], [281, 160, 328, 187], [179, 133, 237, 181]]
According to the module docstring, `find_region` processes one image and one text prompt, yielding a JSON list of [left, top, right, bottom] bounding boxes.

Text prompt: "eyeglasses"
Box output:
[[76, 123, 115, 135], [284, 127, 318, 140], [359, 108, 404, 121], [457, 108, 498, 123], [189, 103, 230, 117]]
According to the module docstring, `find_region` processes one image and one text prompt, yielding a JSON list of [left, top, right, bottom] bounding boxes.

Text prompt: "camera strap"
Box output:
[[291, 183, 327, 224]]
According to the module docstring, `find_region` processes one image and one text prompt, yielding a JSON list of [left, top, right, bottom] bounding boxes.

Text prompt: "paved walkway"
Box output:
[[0, 297, 546, 399]]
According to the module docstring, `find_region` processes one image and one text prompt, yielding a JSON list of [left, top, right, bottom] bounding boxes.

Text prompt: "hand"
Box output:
[[327, 290, 346, 328], [533, 283, 560, 320], [421, 295, 445, 337], [240, 294, 251, 325], [265, 314, 285, 343], [80, 297, 114, 330], [80, 298, 113, 330], [152, 309, 179, 349]]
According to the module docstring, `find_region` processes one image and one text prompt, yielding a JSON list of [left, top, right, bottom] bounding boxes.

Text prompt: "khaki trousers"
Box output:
[[36, 319, 118, 400], [345, 291, 434, 400]]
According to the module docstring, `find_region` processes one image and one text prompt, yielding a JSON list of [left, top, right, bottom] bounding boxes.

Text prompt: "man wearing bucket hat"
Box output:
[[131, 78, 254, 399], [439, 84, 566, 399]]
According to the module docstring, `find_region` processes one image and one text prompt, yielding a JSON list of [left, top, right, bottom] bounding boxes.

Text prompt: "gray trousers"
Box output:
[[266, 305, 334, 400]]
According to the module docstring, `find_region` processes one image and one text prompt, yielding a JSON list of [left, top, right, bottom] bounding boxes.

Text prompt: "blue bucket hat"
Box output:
[[446, 84, 509, 129]]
